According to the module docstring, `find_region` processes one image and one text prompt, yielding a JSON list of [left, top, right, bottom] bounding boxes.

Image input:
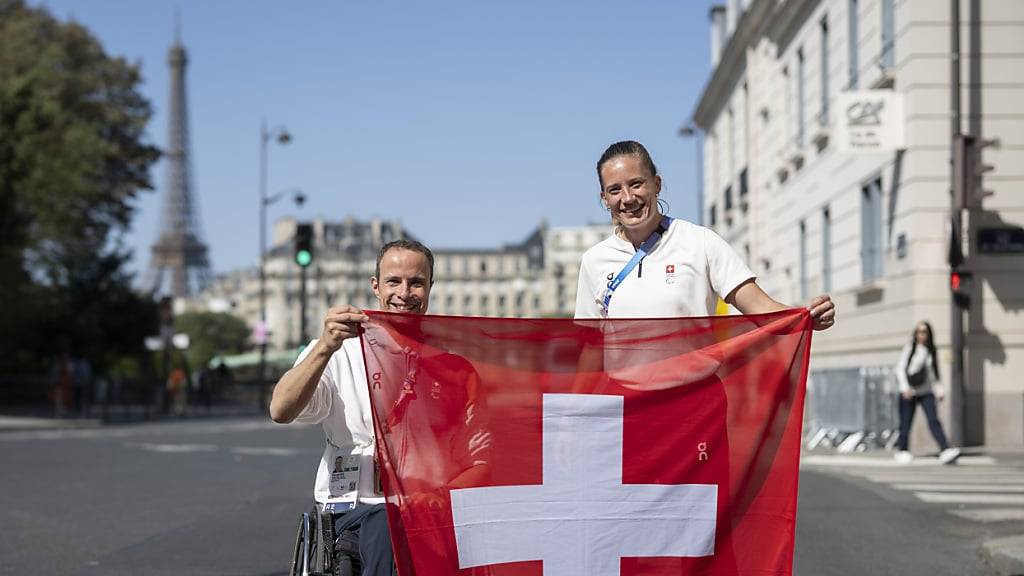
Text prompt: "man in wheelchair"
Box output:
[[271, 240, 491, 576]]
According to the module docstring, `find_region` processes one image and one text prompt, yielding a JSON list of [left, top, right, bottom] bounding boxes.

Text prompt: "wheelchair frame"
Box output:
[[289, 506, 360, 576]]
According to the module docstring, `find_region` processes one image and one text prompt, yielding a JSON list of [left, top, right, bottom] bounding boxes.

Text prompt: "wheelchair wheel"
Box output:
[[289, 508, 335, 576], [288, 513, 304, 576]]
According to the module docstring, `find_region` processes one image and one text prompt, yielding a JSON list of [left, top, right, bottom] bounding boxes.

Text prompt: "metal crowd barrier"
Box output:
[[804, 366, 900, 452]]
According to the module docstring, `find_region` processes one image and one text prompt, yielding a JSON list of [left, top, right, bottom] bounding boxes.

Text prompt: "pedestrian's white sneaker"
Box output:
[[894, 451, 914, 464], [939, 447, 961, 465]]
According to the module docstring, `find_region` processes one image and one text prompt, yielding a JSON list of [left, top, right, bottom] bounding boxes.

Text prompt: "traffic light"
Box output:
[[947, 214, 964, 267], [953, 134, 997, 210], [294, 223, 314, 267], [950, 268, 972, 308]]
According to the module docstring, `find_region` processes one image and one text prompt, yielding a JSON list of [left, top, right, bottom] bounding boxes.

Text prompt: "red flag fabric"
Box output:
[[360, 309, 812, 576]]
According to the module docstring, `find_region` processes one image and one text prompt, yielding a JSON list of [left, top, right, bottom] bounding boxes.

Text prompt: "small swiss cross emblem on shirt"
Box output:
[[665, 265, 675, 274]]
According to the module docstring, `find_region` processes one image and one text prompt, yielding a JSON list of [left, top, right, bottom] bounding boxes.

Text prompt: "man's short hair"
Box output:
[[375, 239, 435, 284]]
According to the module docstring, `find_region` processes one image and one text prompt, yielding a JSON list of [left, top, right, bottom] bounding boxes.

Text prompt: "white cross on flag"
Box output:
[[361, 310, 812, 576]]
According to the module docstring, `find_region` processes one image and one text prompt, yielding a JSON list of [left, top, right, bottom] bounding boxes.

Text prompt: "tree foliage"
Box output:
[[174, 312, 251, 371], [0, 0, 161, 373]]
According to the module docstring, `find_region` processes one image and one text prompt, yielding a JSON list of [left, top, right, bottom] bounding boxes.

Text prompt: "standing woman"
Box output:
[[573, 140, 834, 574], [894, 321, 961, 464], [575, 140, 835, 326]]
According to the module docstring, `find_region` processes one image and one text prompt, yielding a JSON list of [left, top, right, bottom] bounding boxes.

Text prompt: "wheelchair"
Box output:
[[289, 505, 362, 576]]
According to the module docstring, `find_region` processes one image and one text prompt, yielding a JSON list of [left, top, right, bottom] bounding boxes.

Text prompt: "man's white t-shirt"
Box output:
[[292, 337, 384, 508], [574, 218, 755, 319]]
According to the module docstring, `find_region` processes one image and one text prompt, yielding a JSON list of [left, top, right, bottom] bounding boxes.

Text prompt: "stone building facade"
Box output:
[[203, 217, 611, 351], [691, 0, 1024, 446]]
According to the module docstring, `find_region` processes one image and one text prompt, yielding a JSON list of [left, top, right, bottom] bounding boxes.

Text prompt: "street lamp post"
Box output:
[[679, 121, 705, 225], [257, 120, 292, 411]]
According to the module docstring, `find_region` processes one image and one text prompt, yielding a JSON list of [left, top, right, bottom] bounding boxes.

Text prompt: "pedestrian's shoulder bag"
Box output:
[[906, 348, 929, 388], [906, 366, 927, 388]]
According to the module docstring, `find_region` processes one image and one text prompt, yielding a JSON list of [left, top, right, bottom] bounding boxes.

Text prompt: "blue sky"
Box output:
[[36, 0, 715, 277]]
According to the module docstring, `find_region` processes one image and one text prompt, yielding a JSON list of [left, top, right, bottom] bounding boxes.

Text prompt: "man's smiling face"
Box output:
[[371, 248, 431, 314]]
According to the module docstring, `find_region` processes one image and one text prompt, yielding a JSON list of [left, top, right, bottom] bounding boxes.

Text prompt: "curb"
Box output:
[[0, 407, 265, 433], [0, 416, 102, 432], [981, 534, 1024, 576]]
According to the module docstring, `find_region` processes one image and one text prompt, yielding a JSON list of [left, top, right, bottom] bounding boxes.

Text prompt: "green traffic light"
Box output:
[[295, 250, 312, 267]]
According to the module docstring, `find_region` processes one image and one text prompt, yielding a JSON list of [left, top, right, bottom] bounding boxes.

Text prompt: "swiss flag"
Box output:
[[361, 310, 812, 576]]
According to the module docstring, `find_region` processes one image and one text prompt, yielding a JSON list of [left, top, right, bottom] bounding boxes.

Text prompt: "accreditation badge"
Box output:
[[325, 453, 360, 511]]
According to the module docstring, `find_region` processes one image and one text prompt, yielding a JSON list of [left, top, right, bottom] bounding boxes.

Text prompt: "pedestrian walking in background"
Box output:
[[895, 321, 960, 464], [167, 367, 189, 417], [50, 352, 73, 417]]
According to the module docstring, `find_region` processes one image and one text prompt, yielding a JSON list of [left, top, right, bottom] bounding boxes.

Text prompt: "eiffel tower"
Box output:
[[146, 28, 211, 298]]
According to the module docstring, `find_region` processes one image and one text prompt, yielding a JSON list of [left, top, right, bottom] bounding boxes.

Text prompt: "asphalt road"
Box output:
[[795, 464, 994, 576], [1, 417, 1014, 575], [0, 417, 320, 576]]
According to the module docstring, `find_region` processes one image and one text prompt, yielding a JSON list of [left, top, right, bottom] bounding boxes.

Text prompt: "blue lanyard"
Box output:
[[601, 216, 673, 314]]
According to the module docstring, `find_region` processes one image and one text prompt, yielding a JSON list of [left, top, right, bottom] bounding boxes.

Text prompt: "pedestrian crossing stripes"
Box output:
[[892, 484, 1024, 492], [915, 493, 1024, 505], [802, 453, 1024, 511]]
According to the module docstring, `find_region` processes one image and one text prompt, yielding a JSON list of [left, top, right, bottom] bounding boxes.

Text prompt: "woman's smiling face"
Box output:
[[599, 154, 662, 233]]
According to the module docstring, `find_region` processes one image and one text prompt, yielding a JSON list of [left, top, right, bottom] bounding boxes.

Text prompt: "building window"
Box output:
[[861, 177, 883, 283], [848, 0, 859, 89], [797, 48, 806, 147], [820, 16, 830, 125], [782, 66, 791, 145], [822, 207, 832, 292], [446, 294, 454, 309], [724, 185, 733, 214], [728, 107, 736, 177], [880, 0, 895, 70], [711, 129, 720, 196], [709, 202, 718, 227], [799, 220, 808, 301], [738, 167, 748, 210], [742, 82, 750, 171]]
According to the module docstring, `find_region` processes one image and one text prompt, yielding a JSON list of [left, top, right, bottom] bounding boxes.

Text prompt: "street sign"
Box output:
[[978, 227, 1024, 254], [144, 333, 191, 351], [172, 333, 190, 350]]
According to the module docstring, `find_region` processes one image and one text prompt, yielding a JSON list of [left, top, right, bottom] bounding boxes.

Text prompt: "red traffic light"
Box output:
[[950, 269, 972, 308]]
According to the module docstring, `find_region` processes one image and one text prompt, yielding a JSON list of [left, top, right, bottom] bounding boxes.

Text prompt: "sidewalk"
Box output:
[[802, 446, 1024, 576], [0, 403, 265, 432]]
